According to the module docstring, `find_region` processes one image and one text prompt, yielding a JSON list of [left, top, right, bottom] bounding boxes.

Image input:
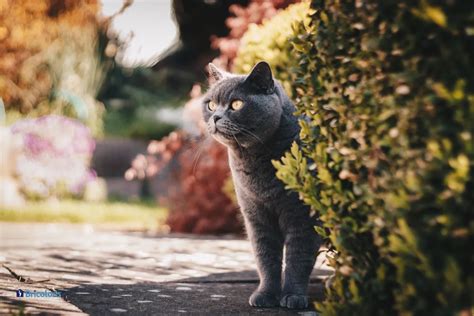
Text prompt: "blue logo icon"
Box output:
[[14, 289, 64, 298]]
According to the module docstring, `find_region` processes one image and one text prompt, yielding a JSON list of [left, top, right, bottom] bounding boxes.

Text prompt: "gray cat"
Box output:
[[202, 61, 321, 309]]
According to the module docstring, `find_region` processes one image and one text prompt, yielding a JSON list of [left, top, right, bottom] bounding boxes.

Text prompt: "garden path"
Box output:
[[0, 223, 331, 315]]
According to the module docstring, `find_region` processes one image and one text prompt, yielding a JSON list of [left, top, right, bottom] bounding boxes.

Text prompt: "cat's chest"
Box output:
[[229, 154, 285, 203]]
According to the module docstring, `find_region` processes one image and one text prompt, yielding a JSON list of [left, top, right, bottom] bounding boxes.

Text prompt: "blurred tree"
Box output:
[[0, 0, 123, 135], [0, 0, 95, 112], [99, 0, 249, 140], [150, 0, 248, 91]]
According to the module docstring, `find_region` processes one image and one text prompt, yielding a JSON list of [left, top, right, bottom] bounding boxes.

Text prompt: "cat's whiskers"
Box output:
[[231, 132, 244, 157], [230, 123, 264, 145], [227, 122, 273, 154], [192, 135, 211, 177]]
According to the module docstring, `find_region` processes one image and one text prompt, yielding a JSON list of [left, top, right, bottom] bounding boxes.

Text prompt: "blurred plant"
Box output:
[[11, 115, 96, 200], [40, 26, 110, 136], [233, 1, 309, 95], [273, 0, 474, 314], [126, 131, 242, 234], [211, 0, 300, 70], [0, 0, 127, 136], [165, 134, 241, 234], [0, 125, 25, 207]]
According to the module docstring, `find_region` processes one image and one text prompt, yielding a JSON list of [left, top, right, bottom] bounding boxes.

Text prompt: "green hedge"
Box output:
[[273, 0, 474, 315]]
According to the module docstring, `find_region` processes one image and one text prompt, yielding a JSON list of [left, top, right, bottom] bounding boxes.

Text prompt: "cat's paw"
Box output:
[[249, 290, 280, 307], [280, 294, 309, 309]]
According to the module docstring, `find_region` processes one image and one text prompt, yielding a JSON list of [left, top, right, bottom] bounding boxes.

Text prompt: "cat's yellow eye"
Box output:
[[231, 100, 244, 111], [208, 100, 217, 112]]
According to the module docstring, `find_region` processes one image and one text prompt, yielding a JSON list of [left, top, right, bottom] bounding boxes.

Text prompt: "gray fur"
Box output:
[[202, 62, 321, 309]]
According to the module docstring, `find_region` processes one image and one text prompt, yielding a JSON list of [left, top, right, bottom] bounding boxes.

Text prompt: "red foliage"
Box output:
[[164, 135, 242, 234], [127, 128, 242, 235]]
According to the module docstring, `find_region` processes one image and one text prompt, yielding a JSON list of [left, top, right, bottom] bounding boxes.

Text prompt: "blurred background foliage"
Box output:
[[233, 1, 309, 95], [211, 0, 299, 70], [99, 0, 249, 140], [0, 0, 121, 136]]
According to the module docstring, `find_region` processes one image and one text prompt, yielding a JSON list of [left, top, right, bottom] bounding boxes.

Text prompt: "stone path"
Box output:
[[0, 223, 332, 315]]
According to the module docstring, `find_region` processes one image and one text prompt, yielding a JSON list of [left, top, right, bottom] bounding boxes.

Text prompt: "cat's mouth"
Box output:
[[208, 121, 244, 143], [211, 126, 243, 142], [215, 128, 241, 139]]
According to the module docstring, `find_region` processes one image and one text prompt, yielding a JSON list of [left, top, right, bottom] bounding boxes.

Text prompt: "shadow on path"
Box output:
[[65, 271, 325, 315]]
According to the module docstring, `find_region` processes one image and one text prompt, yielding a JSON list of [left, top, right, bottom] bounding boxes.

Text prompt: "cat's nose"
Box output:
[[213, 115, 222, 123]]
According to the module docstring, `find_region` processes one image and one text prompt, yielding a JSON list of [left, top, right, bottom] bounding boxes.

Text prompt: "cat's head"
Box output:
[[202, 61, 283, 148]]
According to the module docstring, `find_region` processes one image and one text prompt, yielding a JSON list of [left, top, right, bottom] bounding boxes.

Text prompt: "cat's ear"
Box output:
[[244, 61, 274, 94], [208, 63, 227, 82]]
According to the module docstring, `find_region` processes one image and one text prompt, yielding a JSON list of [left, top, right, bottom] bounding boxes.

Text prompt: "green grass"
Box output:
[[0, 199, 167, 230]]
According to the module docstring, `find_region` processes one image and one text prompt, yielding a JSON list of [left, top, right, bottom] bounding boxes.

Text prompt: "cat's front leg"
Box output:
[[244, 216, 284, 307], [280, 219, 320, 309]]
